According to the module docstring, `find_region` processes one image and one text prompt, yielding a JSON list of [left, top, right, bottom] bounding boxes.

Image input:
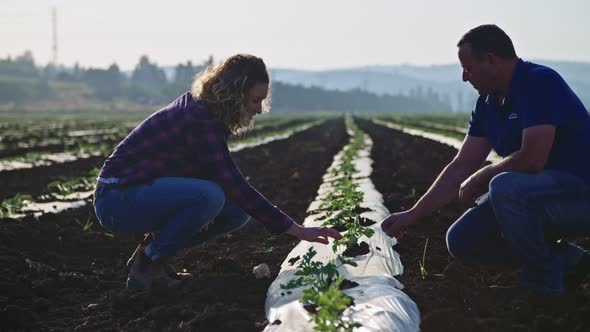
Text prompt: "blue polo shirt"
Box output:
[[468, 59, 590, 185]]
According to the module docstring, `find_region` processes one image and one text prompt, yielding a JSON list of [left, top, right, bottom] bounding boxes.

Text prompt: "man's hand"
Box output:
[[459, 168, 489, 205], [381, 210, 419, 239], [286, 223, 343, 244]]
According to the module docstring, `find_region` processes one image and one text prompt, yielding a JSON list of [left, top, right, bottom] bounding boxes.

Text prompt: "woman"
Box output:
[[93, 54, 342, 290]]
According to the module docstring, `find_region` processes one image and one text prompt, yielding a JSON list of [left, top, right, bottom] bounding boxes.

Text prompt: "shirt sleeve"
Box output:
[[467, 96, 487, 137], [185, 116, 294, 235], [522, 68, 568, 128]]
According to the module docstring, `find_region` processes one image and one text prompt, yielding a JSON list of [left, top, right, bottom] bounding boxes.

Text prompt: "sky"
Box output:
[[1, 0, 589, 70]]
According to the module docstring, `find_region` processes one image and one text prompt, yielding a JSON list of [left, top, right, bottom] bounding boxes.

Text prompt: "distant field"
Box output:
[[364, 112, 470, 141]]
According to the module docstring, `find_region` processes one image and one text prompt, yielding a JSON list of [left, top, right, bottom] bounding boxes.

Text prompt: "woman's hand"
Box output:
[[286, 223, 343, 244]]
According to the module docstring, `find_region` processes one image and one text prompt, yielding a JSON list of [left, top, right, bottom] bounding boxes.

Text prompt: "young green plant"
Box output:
[[419, 238, 429, 279], [0, 194, 33, 218], [281, 247, 361, 332]]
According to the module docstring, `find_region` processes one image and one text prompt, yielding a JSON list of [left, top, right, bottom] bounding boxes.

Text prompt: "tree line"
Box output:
[[0, 51, 451, 113]]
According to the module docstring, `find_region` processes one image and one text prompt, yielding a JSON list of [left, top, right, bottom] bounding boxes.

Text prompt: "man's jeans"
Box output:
[[446, 170, 590, 294], [94, 177, 250, 261]]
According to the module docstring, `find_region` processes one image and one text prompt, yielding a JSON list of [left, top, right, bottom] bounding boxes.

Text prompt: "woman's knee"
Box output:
[[203, 181, 226, 213], [182, 180, 226, 219]]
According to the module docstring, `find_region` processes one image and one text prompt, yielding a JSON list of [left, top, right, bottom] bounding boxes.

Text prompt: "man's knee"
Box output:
[[446, 219, 471, 259], [489, 172, 520, 198], [488, 172, 530, 216], [446, 201, 495, 259], [488, 172, 537, 231]]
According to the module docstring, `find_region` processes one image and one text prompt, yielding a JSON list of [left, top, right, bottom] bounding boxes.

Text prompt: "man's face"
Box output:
[[458, 43, 496, 95]]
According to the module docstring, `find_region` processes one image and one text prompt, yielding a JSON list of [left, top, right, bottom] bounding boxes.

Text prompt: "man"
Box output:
[[381, 24, 590, 294]]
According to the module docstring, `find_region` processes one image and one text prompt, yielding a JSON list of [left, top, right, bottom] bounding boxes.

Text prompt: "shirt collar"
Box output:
[[504, 58, 527, 102], [484, 58, 526, 107]]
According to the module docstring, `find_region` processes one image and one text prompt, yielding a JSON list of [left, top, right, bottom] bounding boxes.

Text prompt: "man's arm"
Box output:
[[459, 125, 555, 202], [382, 135, 492, 237], [411, 135, 492, 218]]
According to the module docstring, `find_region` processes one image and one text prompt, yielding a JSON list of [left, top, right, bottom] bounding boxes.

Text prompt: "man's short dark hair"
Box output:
[[457, 24, 517, 59]]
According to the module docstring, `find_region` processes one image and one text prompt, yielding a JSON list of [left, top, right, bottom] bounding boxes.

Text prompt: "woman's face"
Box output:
[[246, 82, 269, 116]]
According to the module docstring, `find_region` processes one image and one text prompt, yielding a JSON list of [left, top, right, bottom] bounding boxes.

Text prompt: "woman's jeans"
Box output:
[[94, 177, 250, 261], [446, 170, 590, 294]]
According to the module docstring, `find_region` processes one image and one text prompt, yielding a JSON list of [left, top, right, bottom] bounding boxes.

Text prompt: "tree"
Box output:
[[0, 50, 39, 78], [82, 63, 124, 100], [15, 50, 35, 67], [130, 55, 168, 94], [173, 60, 198, 87]]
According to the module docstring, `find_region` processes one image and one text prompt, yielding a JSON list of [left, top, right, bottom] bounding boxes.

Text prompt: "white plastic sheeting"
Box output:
[[14, 190, 94, 218], [372, 119, 501, 163], [3, 121, 325, 220], [0, 151, 103, 172], [230, 121, 323, 152], [0, 121, 324, 172], [264, 123, 420, 332], [67, 128, 121, 137]]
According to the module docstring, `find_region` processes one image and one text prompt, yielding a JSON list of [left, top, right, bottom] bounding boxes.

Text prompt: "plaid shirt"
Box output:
[[99, 92, 294, 234]]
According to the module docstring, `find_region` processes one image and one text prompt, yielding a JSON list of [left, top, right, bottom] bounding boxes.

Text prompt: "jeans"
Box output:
[[446, 170, 590, 294], [93, 177, 251, 261]]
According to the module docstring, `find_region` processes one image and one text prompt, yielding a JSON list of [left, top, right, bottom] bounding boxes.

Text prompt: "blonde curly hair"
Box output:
[[191, 54, 271, 135]]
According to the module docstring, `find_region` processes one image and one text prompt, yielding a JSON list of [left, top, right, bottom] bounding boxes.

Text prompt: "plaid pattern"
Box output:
[[99, 92, 294, 234]]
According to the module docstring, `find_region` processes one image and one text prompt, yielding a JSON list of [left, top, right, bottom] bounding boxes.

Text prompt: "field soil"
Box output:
[[0, 119, 348, 331], [0, 119, 312, 202], [358, 118, 590, 332], [4, 116, 589, 332]]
